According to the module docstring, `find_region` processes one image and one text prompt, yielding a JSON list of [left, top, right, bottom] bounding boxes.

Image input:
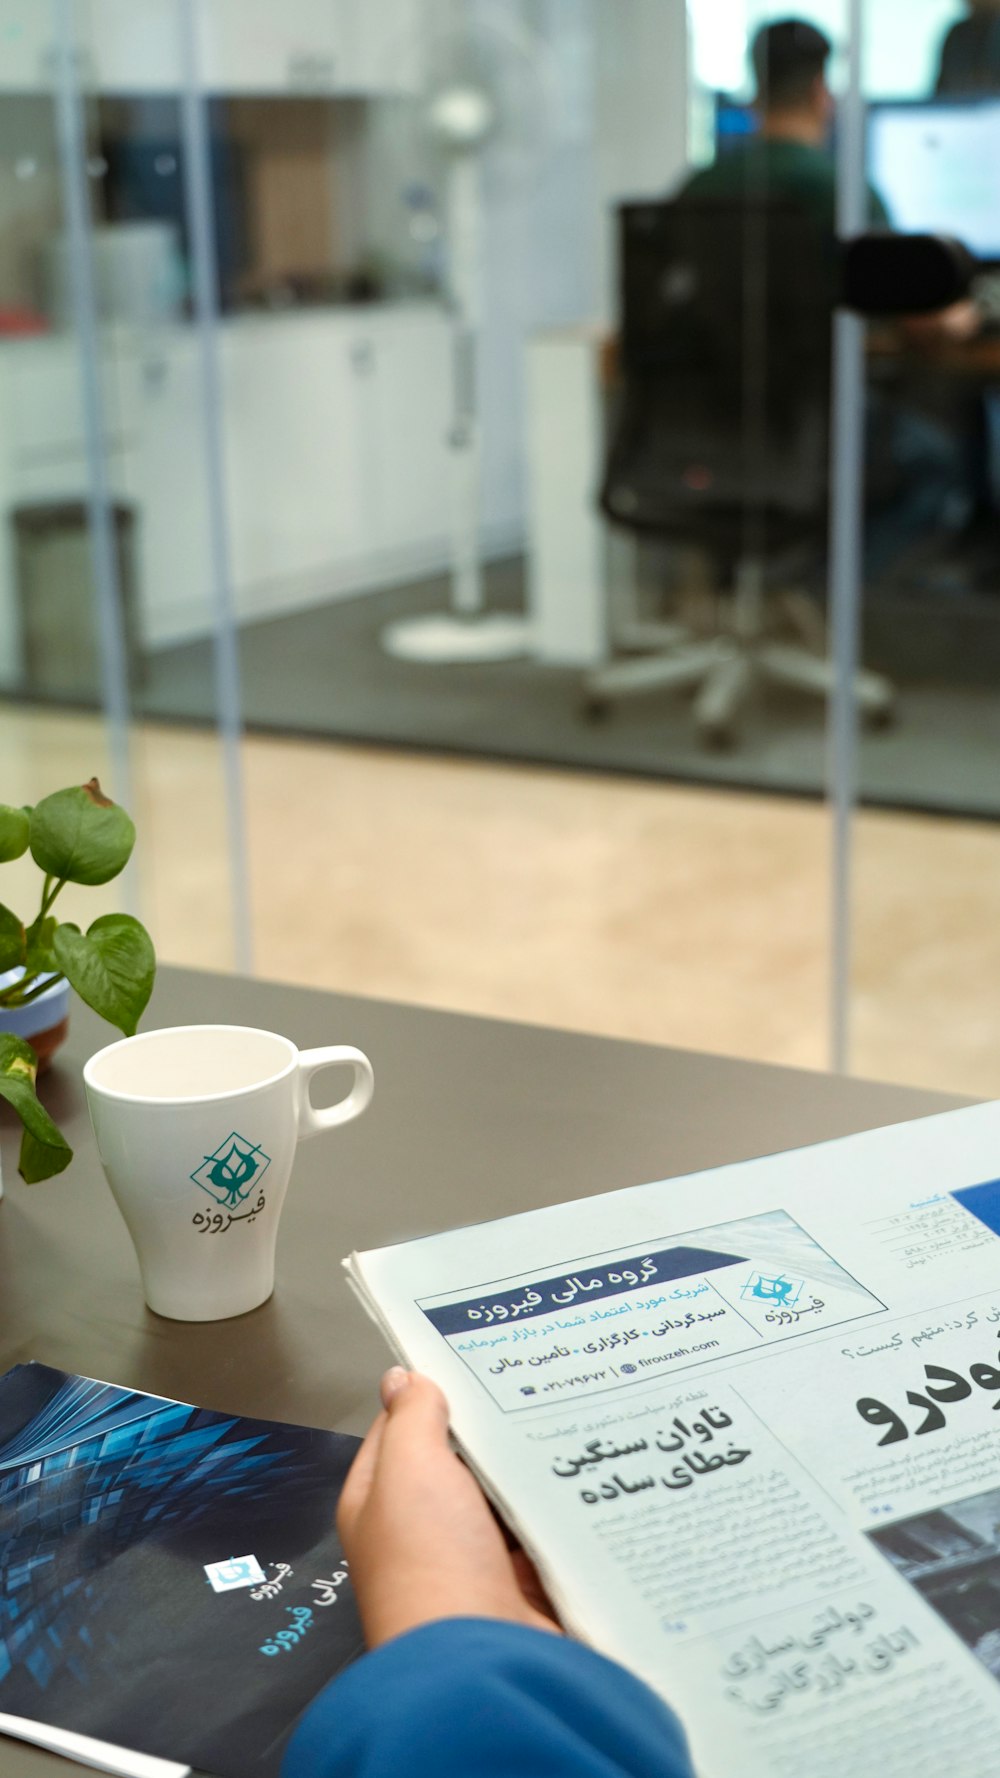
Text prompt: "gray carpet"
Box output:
[[129, 556, 1000, 819]]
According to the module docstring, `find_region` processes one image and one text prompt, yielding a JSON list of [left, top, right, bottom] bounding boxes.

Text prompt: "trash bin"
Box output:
[[13, 501, 142, 701]]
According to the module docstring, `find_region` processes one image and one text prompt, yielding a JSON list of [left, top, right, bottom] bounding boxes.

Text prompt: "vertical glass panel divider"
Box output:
[[51, 0, 135, 880], [827, 0, 866, 1074], [177, 0, 252, 974]]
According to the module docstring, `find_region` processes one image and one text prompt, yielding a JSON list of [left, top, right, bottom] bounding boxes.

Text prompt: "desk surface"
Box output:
[[868, 327, 1000, 377], [597, 326, 1000, 384], [0, 966, 968, 1775]]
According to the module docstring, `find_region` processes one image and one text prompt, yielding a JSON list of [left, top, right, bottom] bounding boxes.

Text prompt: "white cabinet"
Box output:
[[0, 0, 424, 93], [196, 0, 343, 95], [136, 307, 454, 646], [130, 332, 215, 645], [195, 0, 425, 96], [0, 305, 462, 659], [221, 316, 366, 594], [132, 318, 353, 648], [194, 0, 422, 95], [341, 0, 423, 95], [4, 338, 138, 467], [363, 311, 453, 550], [0, 0, 60, 91], [0, 0, 169, 92], [221, 308, 453, 611], [88, 0, 184, 93]]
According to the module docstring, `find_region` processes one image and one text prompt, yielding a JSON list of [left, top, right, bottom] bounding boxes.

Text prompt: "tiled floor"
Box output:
[[2, 701, 999, 1098]]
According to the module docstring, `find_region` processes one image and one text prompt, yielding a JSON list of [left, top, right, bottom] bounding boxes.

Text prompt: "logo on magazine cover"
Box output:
[[204, 1554, 266, 1593], [191, 1132, 272, 1207]]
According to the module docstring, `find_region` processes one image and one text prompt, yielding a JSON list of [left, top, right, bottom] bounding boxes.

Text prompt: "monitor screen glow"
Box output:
[[868, 101, 1000, 260]]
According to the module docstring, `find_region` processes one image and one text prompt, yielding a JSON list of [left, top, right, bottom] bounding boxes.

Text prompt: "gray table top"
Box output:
[[0, 966, 968, 1774]]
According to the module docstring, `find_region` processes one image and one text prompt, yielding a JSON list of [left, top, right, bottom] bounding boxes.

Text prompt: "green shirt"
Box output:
[[676, 138, 890, 233]]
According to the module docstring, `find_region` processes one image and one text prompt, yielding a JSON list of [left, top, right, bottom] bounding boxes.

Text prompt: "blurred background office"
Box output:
[[1, 0, 998, 1104]]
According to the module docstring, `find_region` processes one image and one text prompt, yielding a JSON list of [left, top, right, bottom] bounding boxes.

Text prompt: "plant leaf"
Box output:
[[0, 1033, 72, 1182], [23, 914, 57, 975], [53, 913, 155, 1036], [0, 804, 29, 863], [0, 902, 26, 973], [29, 779, 135, 886]]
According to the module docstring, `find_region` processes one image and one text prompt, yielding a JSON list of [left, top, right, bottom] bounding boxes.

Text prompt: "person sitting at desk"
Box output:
[[282, 1368, 695, 1778], [936, 0, 1000, 96], [675, 17, 980, 586], [678, 21, 887, 255]]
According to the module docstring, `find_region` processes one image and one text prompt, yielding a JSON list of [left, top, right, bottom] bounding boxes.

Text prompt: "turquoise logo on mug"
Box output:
[[191, 1132, 272, 1208]]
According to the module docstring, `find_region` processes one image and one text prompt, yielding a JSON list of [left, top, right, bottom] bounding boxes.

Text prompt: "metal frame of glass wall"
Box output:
[[48, 0, 251, 968]]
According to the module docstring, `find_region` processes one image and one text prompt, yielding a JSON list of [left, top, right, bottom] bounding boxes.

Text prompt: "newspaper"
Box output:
[[344, 1100, 1000, 1778]]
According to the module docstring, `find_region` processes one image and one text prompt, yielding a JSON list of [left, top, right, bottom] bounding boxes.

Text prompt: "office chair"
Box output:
[[584, 199, 893, 746]]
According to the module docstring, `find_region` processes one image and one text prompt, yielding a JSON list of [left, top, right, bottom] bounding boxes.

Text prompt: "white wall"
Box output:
[[689, 0, 965, 100], [594, 0, 689, 322], [862, 0, 963, 99], [353, 0, 690, 534]]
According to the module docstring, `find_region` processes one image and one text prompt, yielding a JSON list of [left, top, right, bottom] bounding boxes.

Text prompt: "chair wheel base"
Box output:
[[698, 719, 737, 750], [863, 699, 895, 732], [582, 695, 611, 722]]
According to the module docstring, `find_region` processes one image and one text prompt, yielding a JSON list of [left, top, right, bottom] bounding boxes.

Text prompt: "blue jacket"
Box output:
[[283, 1617, 694, 1778]]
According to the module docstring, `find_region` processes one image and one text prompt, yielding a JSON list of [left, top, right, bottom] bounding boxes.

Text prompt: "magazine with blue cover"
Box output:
[[0, 1363, 364, 1777]]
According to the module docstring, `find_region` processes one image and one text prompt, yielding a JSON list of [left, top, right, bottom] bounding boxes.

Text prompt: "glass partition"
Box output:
[[0, 0, 842, 1069], [848, 0, 1000, 1095], [0, 0, 246, 974], [685, 0, 1000, 1095], [15, 0, 996, 1094]]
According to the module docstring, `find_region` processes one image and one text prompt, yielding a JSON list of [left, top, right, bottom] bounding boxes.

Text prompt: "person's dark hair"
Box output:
[[752, 17, 832, 108]]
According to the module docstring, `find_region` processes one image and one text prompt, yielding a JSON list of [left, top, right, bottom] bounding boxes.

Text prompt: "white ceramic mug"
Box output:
[[84, 1024, 374, 1321]]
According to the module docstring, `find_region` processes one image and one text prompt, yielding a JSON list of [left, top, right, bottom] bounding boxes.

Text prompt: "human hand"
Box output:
[[935, 299, 981, 342], [902, 299, 981, 347], [338, 1368, 562, 1649]]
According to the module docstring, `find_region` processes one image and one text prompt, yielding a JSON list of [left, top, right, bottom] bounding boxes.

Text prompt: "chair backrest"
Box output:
[[601, 197, 835, 550]]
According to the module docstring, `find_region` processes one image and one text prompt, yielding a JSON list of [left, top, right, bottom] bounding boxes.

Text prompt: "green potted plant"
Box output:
[[0, 778, 155, 1184]]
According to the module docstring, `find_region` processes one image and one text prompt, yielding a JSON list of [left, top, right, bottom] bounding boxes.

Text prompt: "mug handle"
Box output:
[[296, 1046, 374, 1140]]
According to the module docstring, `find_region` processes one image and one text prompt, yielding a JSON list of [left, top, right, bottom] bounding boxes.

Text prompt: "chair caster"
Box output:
[[698, 717, 737, 750], [582, 695, 611, 722], [862, 694, 895, 732]]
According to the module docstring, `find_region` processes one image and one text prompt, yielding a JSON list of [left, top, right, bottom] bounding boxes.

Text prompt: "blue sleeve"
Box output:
[[282, 1617, 694, 1778]]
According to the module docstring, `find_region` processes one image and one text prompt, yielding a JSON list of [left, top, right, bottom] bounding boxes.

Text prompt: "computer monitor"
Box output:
[[713, 92, 838, 160], [714, 93, 758, 155], [868, 100, 1000, 262]]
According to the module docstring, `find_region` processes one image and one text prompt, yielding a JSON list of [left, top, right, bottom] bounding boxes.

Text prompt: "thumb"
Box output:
[[379, 1370, 452, 1454], [379, 1366, 412, 1410]]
